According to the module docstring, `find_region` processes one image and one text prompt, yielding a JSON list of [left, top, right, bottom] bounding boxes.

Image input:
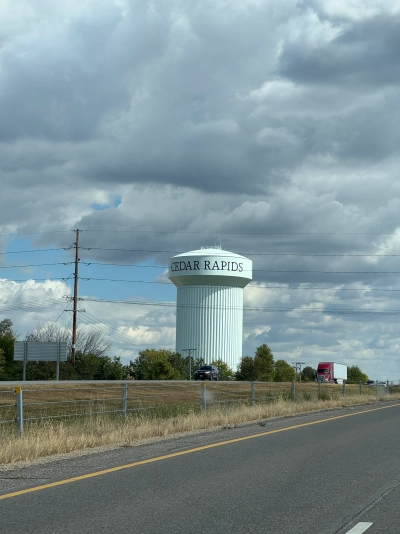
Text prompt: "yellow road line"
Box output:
[[1, 402, 399, 501]]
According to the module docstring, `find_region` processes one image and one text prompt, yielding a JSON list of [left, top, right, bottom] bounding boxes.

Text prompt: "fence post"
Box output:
[[359, 380, 362, 395], [251, 381, 255, 407], [291, 380, 295, 402], [318, 380, 321, 396], [342, 381, 346, 396], [122, 383, 128, 422], [15, 386, 24, 438], [201, 382, 207, 412]]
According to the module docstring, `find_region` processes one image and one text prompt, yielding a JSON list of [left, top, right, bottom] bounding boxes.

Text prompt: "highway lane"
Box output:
[[0, 402, 400, 533]]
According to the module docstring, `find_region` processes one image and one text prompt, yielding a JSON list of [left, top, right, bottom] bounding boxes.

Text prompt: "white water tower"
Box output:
[[168, 246, 252, 370]]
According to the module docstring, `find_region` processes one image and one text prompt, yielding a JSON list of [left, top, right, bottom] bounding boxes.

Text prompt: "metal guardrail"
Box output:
[[0, 380, 395, 437]]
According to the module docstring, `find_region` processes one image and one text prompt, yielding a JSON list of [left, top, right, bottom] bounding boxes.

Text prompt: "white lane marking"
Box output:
[[345, 523, 373, 534]]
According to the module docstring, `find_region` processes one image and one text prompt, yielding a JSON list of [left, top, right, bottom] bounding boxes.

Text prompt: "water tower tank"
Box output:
[[168, 246, 252, 370]]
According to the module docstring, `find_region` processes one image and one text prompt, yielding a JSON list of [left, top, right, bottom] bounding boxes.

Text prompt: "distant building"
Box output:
[[168, 246, 252, 370]]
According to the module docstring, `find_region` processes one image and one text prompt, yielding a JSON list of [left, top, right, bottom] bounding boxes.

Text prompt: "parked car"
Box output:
[[194, 365, 219, 381], [365, 380, 376, 386]]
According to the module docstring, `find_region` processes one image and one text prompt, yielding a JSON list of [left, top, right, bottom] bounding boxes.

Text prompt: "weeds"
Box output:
[[1, 392, 400, 466]]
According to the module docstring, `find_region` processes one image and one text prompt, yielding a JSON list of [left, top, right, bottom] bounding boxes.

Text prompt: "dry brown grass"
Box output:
[[1, 387, 399, 466]]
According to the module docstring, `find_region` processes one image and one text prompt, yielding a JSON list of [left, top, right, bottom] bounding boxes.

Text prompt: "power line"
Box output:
[[53, 304, 70, 324], [0, 278, 68, 282], [80, 297, 400, 315], [80, 264, 400, 274], [77, 230, 400, 235], [246, 285, 400, 292], [0, 231, 73, 237], [0, 298, 66, 313], [1, 229, 399, 237], [0, 248, 66, 255], [0, 262, 73, 269], [5, 259, 400, 275], [78, 311, 149, 346], [4, 275, 400, 293], [83, 248, 179, 254], [78, 309, 170, 348], [5, 245, 400, 258], [73, 260, 400, 274], [81, 262, 164, 268], [80, 277, 170, 284], [79, 247, 400, 258], [78, 277, 400, 292], [246, 253, 400, 257]]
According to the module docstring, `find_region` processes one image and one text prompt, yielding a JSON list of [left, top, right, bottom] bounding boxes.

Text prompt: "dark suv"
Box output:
[[194, 365, 219, 381]]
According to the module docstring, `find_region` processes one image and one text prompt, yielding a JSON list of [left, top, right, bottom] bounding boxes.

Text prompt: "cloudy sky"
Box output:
[[1, 0, 400, 380]]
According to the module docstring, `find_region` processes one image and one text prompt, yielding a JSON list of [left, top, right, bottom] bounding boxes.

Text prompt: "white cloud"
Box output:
[[311, 0, 400, 20]]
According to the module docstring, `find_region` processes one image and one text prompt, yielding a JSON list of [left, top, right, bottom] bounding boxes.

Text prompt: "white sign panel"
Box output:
[[14, 342, 69, 362]]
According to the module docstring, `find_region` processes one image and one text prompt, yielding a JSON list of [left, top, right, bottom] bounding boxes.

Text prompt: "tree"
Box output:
[[0, 318, 20, 380], [25, 321, 111, 357], [0, 319, 17, 363], [167, 351, 188, 379], [0, 319, 124, 381], [274, 360, 295, 382], [130, 349, 181, 380], [211, 359, 234, 381], [254, 344, 275, 382], [347, 365, 368, 384], [0, 318, 15, 337], [76, 329, 112, 358], [25, 321, 69, 343], [20, 321, 115, 380], [72, 354, 125, 380], [301, 366, 316, 382], [236, 356, 257, 381], [23, 361, 58, 380], [236, 345, 275, 381], [0, 348, 5, 375]]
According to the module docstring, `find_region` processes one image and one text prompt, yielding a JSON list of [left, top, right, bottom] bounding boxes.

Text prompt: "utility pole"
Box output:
[[292, 362, 305, 382], [71, 229, 80, 367], [183, 348, 197, 381]]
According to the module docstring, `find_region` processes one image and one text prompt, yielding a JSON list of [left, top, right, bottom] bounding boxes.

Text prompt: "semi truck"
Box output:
[[316, 362, 347, 384]]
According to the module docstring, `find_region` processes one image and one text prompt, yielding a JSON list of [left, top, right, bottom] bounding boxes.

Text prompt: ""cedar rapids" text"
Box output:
[[170, 260, 243, 272]]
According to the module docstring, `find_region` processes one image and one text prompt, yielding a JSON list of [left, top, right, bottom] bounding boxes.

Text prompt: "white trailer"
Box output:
[[332, 362, 347, 384]]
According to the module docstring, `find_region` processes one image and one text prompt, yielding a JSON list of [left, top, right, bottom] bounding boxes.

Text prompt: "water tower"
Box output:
[[168, 246, 252, 370]]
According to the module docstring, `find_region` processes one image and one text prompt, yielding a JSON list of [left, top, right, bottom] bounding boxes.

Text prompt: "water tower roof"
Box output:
[[173, 247, 247, 259]]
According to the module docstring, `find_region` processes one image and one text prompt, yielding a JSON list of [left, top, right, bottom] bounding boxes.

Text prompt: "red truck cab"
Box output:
[[316, 362, 333, 383]]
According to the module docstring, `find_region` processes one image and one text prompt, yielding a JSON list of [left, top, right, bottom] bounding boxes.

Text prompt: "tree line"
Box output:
[[0, 318, 369, 382], [0, 319, 124, 381]]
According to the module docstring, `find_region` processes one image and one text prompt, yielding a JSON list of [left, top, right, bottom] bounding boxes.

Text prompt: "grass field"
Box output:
[[0, 381, 398, 465]]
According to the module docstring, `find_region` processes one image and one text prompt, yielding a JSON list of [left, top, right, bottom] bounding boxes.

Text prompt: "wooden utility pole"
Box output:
[[71, 229, 80, 366]]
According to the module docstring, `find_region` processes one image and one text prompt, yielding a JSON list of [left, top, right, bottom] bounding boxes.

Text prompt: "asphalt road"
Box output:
[[1, 402, 400, 534]]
